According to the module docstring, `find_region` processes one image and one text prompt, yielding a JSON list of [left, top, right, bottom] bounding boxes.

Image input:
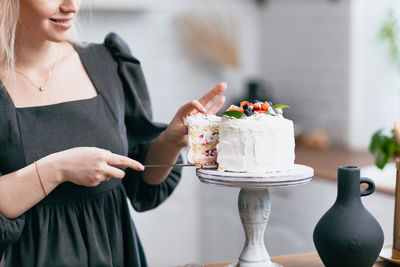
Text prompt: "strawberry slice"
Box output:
[[227, 105, 244, 112], [251, 102, 262, 110], [261, 102, 270, 111], [240, 101, 249, 107], [227, 104, 239, 111]]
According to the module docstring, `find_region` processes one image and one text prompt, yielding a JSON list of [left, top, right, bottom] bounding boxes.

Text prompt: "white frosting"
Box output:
[[186, 114, 221, 126], [217, 113, 295, 173]]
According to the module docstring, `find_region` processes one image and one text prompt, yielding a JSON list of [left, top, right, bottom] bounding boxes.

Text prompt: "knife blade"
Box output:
[[112, 164, 217, 169], [144, 163, 217, 168]]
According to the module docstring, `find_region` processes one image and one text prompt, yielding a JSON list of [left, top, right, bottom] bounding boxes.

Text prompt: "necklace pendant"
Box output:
[[39, 87, 44, 92]]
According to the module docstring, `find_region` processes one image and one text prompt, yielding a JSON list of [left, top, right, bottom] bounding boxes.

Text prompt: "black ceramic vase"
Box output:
[[313, 166, 384, 267]]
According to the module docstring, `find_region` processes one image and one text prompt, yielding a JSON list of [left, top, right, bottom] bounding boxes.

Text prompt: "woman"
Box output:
[[0, 0, 226, 266]]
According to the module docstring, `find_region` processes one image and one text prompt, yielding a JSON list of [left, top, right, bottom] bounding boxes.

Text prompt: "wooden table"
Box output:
[[295, 146, 396, 195], [204, 252, 398, 267], [295, 146, 374, 182]]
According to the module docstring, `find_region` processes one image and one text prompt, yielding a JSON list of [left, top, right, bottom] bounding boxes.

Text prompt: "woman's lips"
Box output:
[[49, 17, 74, 30]]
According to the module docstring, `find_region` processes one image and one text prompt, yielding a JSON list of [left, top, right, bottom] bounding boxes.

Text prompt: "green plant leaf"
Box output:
[[222, 110, 246, 119], [272, 104, 290, 109], [369, 129, 384, 153], [375, 151, 388, 170], [369, 128, 400, 169]]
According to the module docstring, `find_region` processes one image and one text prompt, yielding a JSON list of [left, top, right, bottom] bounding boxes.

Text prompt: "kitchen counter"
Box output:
[[295, 146, 395, 195], [204, 252, 396, 267]]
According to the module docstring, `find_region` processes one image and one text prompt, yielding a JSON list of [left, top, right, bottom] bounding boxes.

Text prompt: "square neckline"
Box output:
[[0, 42, 101, 110]]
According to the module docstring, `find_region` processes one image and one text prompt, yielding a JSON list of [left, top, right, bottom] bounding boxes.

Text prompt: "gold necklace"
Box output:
[[15, 45, 60, 92]]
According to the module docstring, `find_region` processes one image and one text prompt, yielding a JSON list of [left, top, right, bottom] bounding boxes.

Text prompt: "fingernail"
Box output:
[[201, 107, 207, 113], [221, 82, 227, 87], [138, 164, 145, 171]]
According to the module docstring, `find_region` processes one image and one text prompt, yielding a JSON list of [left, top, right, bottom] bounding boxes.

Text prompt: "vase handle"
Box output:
[[360, 177, 375, 197]]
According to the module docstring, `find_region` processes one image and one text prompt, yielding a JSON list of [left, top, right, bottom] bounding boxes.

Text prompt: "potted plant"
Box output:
[[369, 127, 400, 170], [369, 9, 400, 262]]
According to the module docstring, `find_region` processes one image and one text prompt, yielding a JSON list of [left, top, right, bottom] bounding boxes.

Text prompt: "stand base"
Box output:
[[196, 166, 314, 267], [238, 260, 282, 267], [225, 261, 282, 267]]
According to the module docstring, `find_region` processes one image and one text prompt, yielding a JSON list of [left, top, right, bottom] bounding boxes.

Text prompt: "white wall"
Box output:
[[349, 0, 400, 150], [260, 0, 351, 146], [260, 0, 400, 150]]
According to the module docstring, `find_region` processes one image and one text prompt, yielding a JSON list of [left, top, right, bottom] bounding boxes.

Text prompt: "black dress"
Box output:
[[0, 33, 182, 267]]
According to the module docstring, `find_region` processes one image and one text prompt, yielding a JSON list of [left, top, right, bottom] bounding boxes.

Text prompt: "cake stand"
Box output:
[[196, 164, 314, 267]]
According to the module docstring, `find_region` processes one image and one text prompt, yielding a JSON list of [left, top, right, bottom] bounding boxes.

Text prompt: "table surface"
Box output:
[[204, 252, 398, 267], [294, 146, 397, 194]]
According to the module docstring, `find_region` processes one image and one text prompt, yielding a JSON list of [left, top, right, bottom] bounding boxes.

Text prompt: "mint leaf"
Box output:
[[222, 110, 246, 119], [272, 104, 290, 109], [267, 108, 277, 116]]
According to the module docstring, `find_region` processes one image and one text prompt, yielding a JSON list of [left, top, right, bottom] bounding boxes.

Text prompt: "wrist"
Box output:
[[39, 153, 66, 185], [158, 130, 186, 150]]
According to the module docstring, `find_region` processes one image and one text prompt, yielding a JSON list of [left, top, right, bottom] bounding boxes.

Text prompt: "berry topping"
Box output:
[[261, 102, 270, 111], [240, 101, 250, 107], [251, 102, 262, 109], [244, 109, 253, 117], [227, 104, 244, 112], [224, 100, 288, 118]]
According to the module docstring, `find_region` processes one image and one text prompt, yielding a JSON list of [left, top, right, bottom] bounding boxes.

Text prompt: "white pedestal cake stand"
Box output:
[[196, 164, 314, 267]]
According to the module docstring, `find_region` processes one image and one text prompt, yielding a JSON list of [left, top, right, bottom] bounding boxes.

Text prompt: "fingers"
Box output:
[[198, 82, 227, 107], [178, 82, 227, 117], [179, 99, 207, 116], [105, 153, 145, 172], [207, 95, 226, 115], [103, 164, 126, 180]]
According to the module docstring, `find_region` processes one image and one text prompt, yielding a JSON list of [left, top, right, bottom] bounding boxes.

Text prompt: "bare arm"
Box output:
[[0, 156, 62, 219], [142, 82, 226, 185], [0, 148, 144, 219]]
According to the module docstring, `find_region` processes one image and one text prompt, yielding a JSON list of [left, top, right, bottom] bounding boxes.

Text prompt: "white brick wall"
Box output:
[[260, 0, 400, 149], [261, 0, 351, 146]]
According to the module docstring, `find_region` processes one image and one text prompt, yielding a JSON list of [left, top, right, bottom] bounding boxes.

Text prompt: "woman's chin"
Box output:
[[46, 31, 73, 43]]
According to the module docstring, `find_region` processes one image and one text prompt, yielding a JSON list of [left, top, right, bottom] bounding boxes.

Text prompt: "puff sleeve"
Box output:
[[0, 200, 25, 259], [104, 33, 182, 212]]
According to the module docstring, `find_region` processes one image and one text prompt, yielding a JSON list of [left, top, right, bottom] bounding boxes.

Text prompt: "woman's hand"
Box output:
[[160, 82, 227, 148], [52, 147, 144, 187]]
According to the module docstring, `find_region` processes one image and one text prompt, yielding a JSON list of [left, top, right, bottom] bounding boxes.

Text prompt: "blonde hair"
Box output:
[[0, 0, 19, 78]]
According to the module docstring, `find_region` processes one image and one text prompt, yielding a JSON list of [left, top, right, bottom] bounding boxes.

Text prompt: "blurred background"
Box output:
[[76, 0, 399, 266]]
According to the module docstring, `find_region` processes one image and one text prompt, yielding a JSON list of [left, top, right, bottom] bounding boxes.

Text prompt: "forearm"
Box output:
[[142, 131, 182, 185], [0, 155, 63, 219]]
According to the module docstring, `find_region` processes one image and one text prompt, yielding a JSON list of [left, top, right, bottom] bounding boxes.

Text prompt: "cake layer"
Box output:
[[187, 114, 221, 165], [217, 113, 295, 173]]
